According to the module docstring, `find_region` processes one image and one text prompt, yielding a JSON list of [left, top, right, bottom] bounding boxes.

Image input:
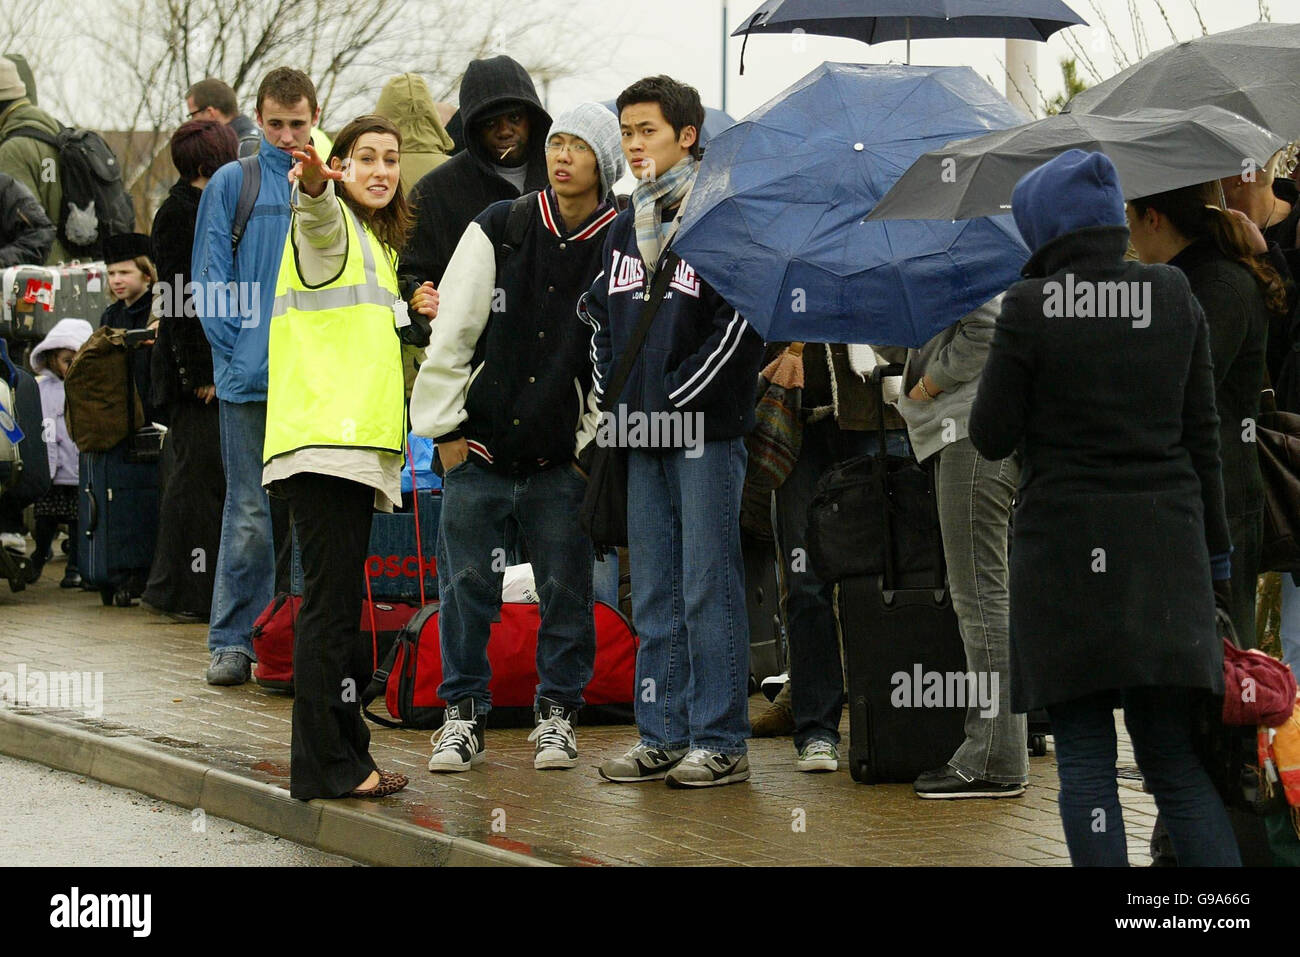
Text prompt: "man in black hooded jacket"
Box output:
[[399, 55, 552, 298]]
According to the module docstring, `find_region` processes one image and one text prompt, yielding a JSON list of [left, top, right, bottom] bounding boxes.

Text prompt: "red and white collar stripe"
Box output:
[[539, 190, 617, 242]]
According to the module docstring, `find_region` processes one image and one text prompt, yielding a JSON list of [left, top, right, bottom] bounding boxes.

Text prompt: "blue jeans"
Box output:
[[208, 399, 275, 657], [933, 437, 1027, 784], [1047, 688, 1240, 867], [594, 548, 620, 608], [774, 420, 910, 750], [627, 439, 750, 755], [436, 461, 594, 712]]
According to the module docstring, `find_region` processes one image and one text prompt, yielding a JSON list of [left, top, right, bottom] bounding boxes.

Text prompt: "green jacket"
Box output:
[[374, 74, 455, 194], [0, 98, 68, 264]]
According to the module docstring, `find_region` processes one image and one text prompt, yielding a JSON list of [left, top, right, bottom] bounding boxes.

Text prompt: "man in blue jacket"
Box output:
[[192, 67, 319, 685], [583, 76, 764, 788]]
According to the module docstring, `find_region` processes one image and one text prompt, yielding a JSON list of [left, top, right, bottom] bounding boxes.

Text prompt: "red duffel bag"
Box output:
[[251, 592, 419, 692], [361, 601, 637, 728]]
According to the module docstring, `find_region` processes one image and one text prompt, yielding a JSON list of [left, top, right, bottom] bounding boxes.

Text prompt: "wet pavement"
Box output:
[[0, 564, 1161, 866]]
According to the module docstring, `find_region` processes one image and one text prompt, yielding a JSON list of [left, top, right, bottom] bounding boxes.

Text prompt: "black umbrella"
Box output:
[[733, 0, 1086, 65], [1063, 21, 1300, 139], [867, 105, 1285, 222]]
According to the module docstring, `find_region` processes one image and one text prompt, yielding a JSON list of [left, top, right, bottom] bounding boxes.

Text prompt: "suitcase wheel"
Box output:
[[100, 587, 115, 606], [113, 587, 137, 608], [1029, 733, 1048, 757]]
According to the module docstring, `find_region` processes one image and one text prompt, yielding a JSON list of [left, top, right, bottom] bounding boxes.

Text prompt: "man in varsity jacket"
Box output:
[[409, 102, 622, 774], [583, 76, 764, 789]]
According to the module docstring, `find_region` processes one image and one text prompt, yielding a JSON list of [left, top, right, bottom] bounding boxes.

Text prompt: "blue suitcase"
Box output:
[[291, 488, 440, 602], [79, 439, 159, 606]]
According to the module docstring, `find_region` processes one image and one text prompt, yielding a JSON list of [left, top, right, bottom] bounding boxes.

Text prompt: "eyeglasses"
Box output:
[[186, 106, 205, 120], [545, 140, 592, 155]]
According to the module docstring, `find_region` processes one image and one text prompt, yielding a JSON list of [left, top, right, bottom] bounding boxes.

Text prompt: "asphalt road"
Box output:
[[0, 754, 354, 866]]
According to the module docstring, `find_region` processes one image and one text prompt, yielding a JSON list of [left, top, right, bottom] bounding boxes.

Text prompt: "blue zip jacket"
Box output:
[[579, 206, 763, 443], [191, 134, 293, 403]]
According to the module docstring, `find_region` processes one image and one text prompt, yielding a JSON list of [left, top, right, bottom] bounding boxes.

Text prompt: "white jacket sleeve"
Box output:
[[408, 221, 497, 441]]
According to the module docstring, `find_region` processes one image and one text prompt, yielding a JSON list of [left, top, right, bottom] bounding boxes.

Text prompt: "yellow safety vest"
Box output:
[[263, 199, 406, 465]]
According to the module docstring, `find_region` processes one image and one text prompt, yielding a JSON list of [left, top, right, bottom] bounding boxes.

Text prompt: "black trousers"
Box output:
[[277, 472, 376, 800]]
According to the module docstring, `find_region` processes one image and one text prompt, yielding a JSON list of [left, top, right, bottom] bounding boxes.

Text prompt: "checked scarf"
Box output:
[[632, 156, 697, 279]]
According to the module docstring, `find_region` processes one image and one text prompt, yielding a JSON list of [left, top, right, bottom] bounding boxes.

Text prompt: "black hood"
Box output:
[[457, 55, 551, 171]]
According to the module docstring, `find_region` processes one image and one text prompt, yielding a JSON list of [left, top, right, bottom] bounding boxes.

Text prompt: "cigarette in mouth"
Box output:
[[499, 145, 515, 159]]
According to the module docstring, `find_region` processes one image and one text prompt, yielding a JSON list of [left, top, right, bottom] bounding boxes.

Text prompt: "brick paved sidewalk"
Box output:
[[0, 565, 1160, 866]]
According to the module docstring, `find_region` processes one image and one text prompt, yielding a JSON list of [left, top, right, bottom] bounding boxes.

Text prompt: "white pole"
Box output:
[[1005, 38, 1037, 118]]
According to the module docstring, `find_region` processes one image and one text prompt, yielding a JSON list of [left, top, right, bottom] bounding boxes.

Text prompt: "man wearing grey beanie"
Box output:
[[409, 102, 622, 774]]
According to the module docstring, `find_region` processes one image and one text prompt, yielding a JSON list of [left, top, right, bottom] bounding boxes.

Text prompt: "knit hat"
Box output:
[[30, 318, 93, 374], [547, 102, 623, 198], [0, 58, 25, 101], [1011, 149, 1127, 254]]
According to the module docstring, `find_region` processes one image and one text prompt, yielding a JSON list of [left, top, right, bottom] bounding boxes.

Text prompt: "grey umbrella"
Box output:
[[867, 105, 1285, 222], [1063, 21, 1300, 139]]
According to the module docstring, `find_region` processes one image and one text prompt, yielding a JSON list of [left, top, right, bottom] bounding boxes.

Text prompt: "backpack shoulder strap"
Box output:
[[504, 191, 535, 249], [230, 154, 261, 256], [0, 125, 61, 150]]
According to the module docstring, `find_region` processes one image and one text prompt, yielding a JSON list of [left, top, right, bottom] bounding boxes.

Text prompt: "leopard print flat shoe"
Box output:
[[349, 769, 409, 798]]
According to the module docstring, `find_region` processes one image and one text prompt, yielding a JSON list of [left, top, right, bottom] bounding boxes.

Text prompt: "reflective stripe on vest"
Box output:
[[263, 199, 406, 465]]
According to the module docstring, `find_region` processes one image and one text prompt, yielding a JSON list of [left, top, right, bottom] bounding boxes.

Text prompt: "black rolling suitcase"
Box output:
[[813, 365, 966, 784], [743, 527, 786, 690]]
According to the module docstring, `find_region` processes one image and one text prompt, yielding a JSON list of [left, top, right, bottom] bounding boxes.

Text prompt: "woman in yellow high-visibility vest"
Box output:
[[265, 114, 437, 800]]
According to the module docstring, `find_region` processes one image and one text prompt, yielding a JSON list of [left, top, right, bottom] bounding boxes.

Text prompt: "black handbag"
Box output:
[[579, 252, 679, 551], [1256, 382, 1300, 573], [805, 364, 944, 587]]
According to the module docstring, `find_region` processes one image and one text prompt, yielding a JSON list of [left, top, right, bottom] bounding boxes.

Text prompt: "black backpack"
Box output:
[[1, 125, 135, 259]]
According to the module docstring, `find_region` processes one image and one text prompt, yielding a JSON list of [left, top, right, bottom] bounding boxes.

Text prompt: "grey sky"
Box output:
[[547, 0, 1299, 121]]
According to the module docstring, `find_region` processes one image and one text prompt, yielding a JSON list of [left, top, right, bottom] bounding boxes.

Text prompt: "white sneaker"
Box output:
[[528, 697, 578, 770], [427, 698, 486, 773]]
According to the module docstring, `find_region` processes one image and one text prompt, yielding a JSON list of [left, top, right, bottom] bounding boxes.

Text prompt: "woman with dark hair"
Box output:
[[970, 150, 1239, 866], [1128, 181, 1287, 645], [264, 114, 428, 799], [142, 119, 238, 621]]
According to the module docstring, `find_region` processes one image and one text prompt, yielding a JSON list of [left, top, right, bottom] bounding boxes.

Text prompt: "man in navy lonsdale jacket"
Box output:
[[582, 76, 763, 789]]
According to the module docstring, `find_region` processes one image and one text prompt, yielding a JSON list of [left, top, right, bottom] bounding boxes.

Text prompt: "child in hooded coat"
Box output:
[[28, 317, 93, 585]]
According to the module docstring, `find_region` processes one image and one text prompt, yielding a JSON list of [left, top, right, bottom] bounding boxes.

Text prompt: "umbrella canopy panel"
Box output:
[[733, 0, 1085, 43], [867, 105, 1285, 222], [675, 62, 1034, 347], [1063, 21, 1300, 139]]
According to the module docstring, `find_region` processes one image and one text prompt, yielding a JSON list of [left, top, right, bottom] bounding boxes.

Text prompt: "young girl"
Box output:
[[265, 114, 433, 800], [28, 318, 93, 586], [99, 233, 158, 423]]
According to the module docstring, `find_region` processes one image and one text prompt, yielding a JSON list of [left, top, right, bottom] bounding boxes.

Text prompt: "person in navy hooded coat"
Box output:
[[969, 150, 1239, 867]]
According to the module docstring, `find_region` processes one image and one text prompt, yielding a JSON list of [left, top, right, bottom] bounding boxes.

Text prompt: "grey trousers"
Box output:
[[933, 437, 1028, 784]]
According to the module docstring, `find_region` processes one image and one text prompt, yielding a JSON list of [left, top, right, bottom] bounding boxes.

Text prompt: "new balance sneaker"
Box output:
[[528, 697, 578, 770], [597, 743, 688, 782], [427, 697, 486, 773], [913, 764, 1025, 799], [664, 749, 750, 789], [796, 739, 839, 773]]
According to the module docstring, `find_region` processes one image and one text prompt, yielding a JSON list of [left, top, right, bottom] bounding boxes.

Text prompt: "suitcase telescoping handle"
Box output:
[[870, 363, 947, 604]]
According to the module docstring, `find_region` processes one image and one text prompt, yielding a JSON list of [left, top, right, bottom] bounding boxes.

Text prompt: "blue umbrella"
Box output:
[[733, 0, 1086, 64], [601, 100, 735, 146], [673, 62, 1032, 347]]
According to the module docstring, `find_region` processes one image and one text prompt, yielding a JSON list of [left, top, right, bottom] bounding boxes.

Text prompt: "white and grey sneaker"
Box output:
[[664, 749, 750, 789], [427, 697, 486, 773], [598, 743, 688, 782], [796, 739, 839, 773], [529, 697, 579, 770]]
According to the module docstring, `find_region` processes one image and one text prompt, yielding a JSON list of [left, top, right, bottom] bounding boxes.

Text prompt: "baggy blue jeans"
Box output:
[[435, 461, 594, 713], [627, 439, 750, 755], [208, 399, 275, 657]]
